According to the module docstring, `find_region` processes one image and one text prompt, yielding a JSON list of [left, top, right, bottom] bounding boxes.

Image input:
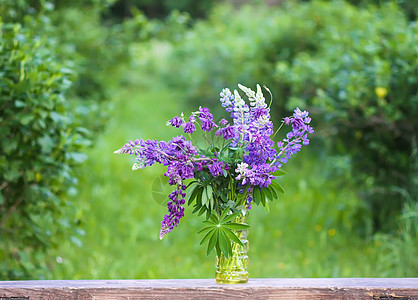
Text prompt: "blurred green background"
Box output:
[[0, 0, 417, 279]]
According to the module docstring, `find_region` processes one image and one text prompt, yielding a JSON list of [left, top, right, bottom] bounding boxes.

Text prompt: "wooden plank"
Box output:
[[0, 278, 417, 300]]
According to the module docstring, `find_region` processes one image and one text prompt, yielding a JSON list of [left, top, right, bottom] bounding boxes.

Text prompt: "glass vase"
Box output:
[[215, 211, 249, 284]]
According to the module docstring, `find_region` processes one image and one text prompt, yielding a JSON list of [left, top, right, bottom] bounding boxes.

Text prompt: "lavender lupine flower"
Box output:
[[207, 159, 223, 177], [168, 116, 183, 128], [274, 107, 314, 168], [165, 161, 195, 185], [129, 139, 169, 170], [231, 90, 250, 128], [160, 185, 187, 239], [198, 107, 217, 132], [246, 186, 254, 210], [235, 162, 276, 188], [113, 139, 141, 155], [220, 88, 235, 112], [182, 122, 196, 134], [247, 195, 253, 210], [219, 126, 235, 140], [219, 118, 229, 126], [235, 162, 250, 185]]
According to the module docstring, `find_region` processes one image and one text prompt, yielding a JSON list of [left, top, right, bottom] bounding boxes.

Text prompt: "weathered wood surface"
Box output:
[[0, 278, 417, 299]]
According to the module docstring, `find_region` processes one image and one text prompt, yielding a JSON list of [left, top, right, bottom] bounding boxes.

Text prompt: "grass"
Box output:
[[49, 57, 417, 279]]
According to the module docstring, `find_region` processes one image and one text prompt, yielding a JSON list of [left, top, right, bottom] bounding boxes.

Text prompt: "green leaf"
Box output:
[[259, 189, 267, 206], [221, 212, 240, 224], [253, 187, 261, 205], [206, 185, 213, 209], [218, 229, 231, 257], [196, 191, 202, 205], [200, 228, 215, 245], [273, 170, 287, 177], [4, 168, 21, 182], [197, 226, 214, 235], [207, 230, 218, 255], [185, 183, 197, 201], [264, 200, 270, 213], [186, 181, 198, 188], [268, 185, 278, 199], [192, 203, 201, 214], [263, 186, 274, 201], [66, 152, 88, 163], [220, 208, 230, 222], [271, 181, 285, 194], [203, 219, 216, 226], [209, 212, 219, 223], [222, 227, 244, 247], [215, 243, 222, 258], [15, 100, 26, 108], [201, 187, 208, 207], [187, 186, 202, 206], [209, 196, 215, 210], [197, 205, 207, 216], [19, 113, 35, 125], [223, 223, 250, 231]]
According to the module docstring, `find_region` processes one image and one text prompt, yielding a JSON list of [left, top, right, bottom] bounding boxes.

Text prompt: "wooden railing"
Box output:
[[0, 278, 417, 299]]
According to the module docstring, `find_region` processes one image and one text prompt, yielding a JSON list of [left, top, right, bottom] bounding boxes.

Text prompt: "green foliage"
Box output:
[[0, 0, 150, 279], [159, 0, 417, 231], [198, 209, 249, 257], [273, 1, 417, 230], [371, 201, 418, 276], [345, 0, 417, 20], [0, 18, 88, 279], [108, 0, 217, 20], [161, 3, 282, 114]]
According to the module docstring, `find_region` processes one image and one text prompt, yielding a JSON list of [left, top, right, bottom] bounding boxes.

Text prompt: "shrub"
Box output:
[[107, 0, 218, 19], [0, 0, 149, 279], [0, 17, 89, 278], [160, 4, 284, 115], [273, 1, 417, 230]]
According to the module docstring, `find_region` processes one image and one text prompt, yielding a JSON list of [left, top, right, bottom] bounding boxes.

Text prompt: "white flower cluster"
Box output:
[[238, 84, 267, 109]]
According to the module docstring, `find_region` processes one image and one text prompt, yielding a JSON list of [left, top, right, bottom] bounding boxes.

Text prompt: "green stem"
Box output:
[[272, 121, 285, 139]]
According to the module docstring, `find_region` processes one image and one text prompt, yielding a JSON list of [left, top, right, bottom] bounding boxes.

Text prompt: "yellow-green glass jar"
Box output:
[[215, 212, 249, 284]]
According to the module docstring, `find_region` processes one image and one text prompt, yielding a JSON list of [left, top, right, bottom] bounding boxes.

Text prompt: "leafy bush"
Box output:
[[273, 1, 417, 230], [0, 17, 89, 278], [0, 0, 149, 279], [346, 0, 417, 20], [160, 4, 283, 114], [159, 1, 417, 231], [108, 0, 217, 19]]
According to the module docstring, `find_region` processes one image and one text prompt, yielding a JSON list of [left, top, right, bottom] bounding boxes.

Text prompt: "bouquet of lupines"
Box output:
[[115, 84, 313, 258]]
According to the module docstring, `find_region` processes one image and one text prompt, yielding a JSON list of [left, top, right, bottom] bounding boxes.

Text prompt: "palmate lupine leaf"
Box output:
[[198, 209, 250, 257]]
